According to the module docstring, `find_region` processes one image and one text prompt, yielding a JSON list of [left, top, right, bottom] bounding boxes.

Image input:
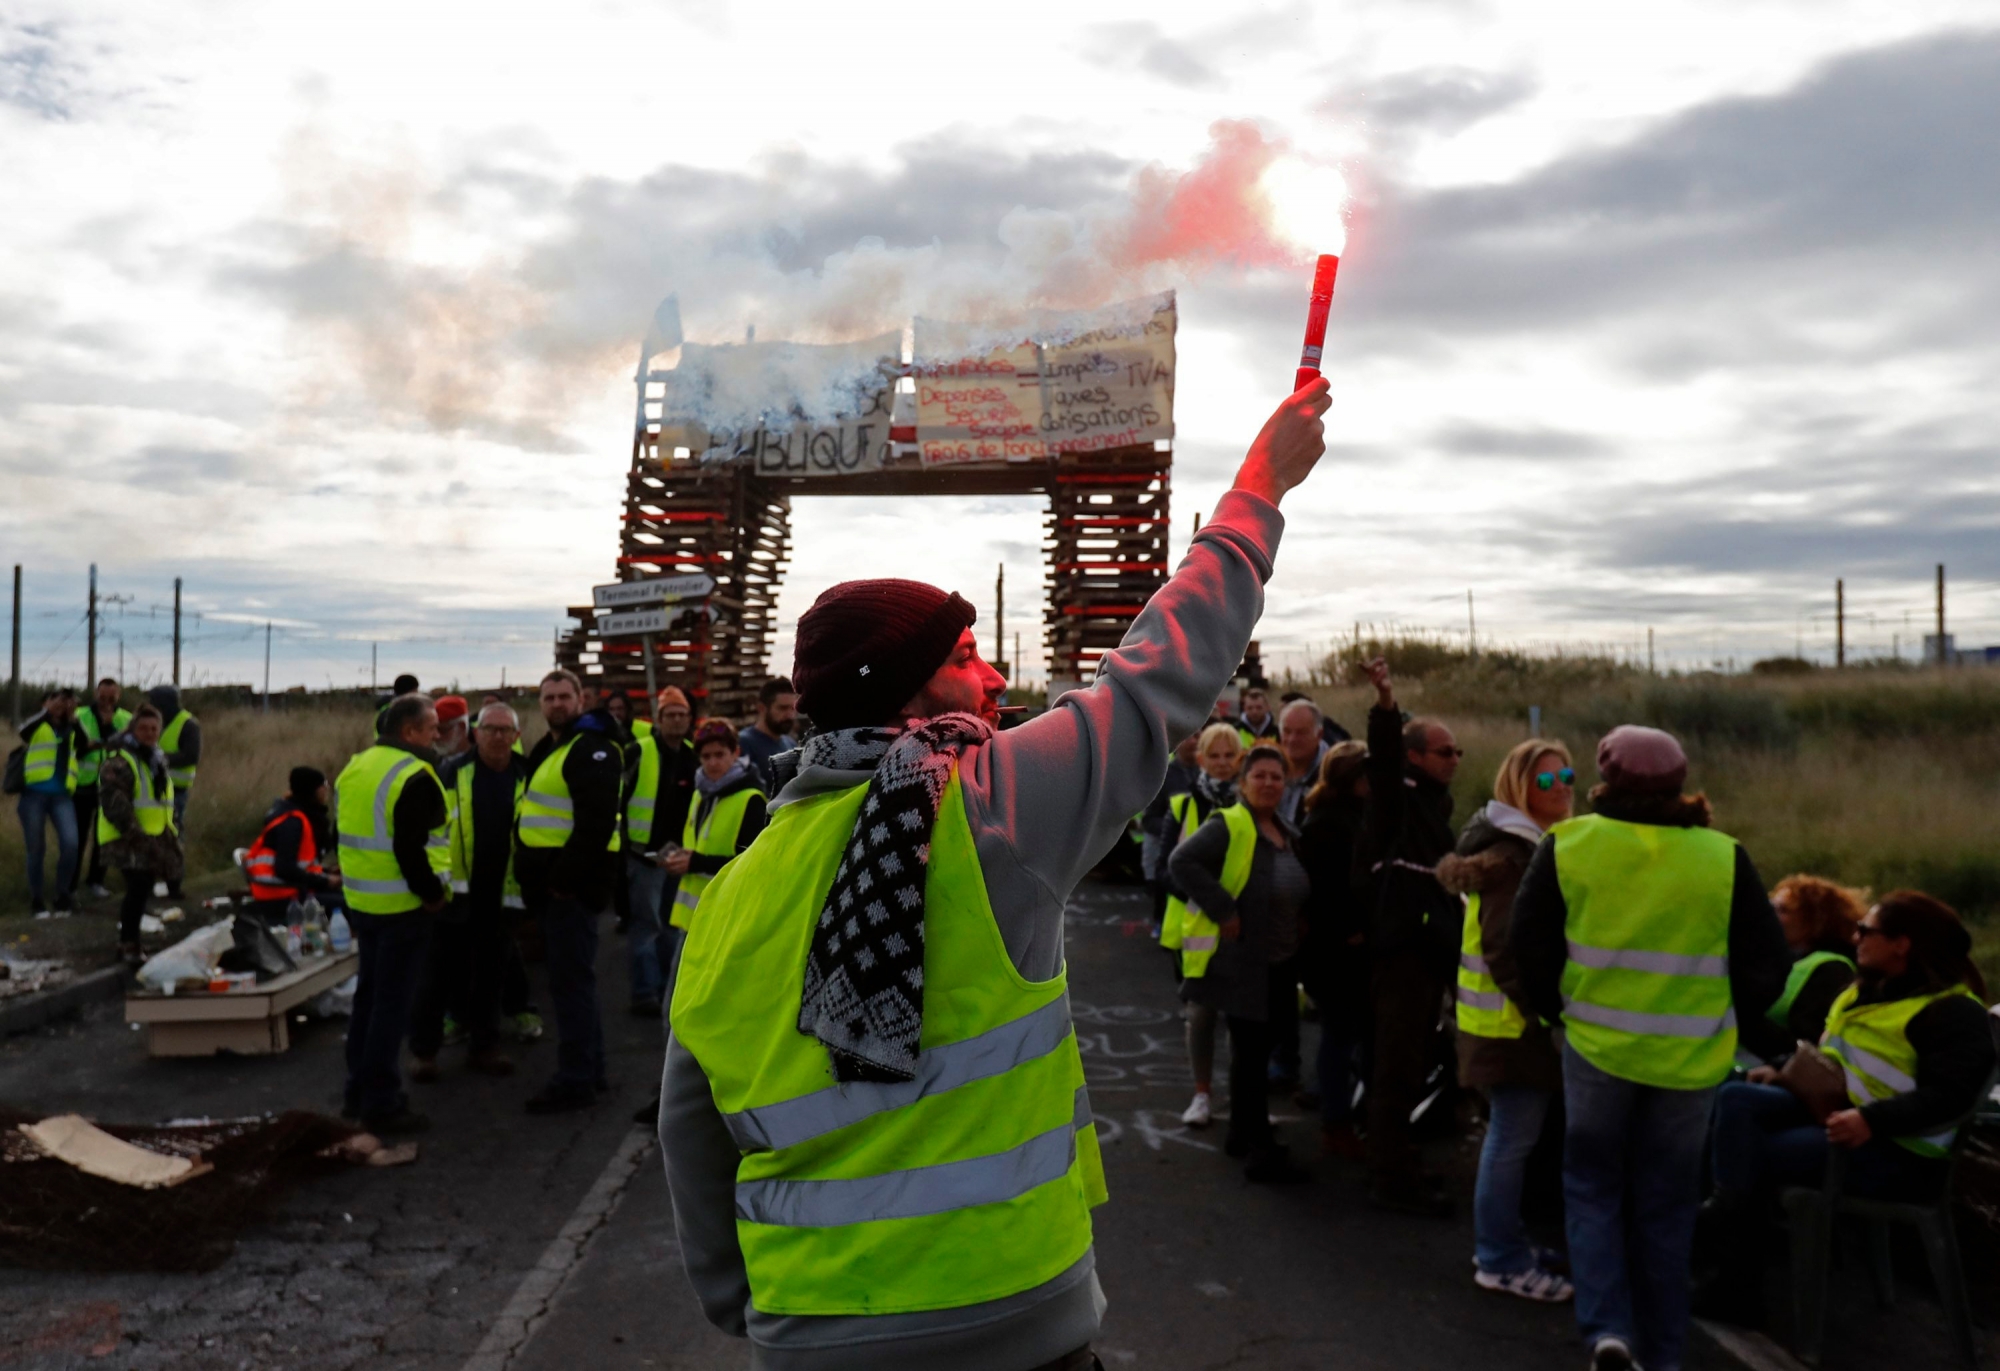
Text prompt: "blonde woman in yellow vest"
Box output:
[[1436, 739, 1575, 1304], [661, 380, 1332, 1370], [1510, 726, 1792, 1371], [663, 719, 768, 930], [1169, 746, 1312, 1184], [1159, 720, 1243, 1127]]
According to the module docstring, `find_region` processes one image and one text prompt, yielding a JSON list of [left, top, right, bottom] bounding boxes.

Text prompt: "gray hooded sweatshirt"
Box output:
[[658, 489, 1284, 1370]]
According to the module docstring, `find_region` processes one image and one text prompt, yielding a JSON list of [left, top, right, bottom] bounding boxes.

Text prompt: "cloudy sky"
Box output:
[[5, 0, 1997, 696]]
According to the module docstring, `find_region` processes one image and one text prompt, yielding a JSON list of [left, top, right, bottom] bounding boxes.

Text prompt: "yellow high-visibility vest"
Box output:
[[1456, 892, 1528, 1039], [1822, 982, 1986, 1158], [334, 745, 449, 915], [160, 711, 198, 790], [445, 757, 524, 910], [1555, 814, 1739, 1089], [1176, 804, 1257, 980], [671, 769, 1105, 1316], [75, 707, 131, 786], [669, 786, 762, 930], [95, 744, 175, 843]]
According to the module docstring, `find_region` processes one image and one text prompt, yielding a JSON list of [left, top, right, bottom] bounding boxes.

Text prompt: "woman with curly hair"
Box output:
[[1736, 874, 1863, 1060]]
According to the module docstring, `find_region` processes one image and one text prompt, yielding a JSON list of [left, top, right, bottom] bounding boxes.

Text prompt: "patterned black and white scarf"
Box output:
[[793, 713, 994, 1082]]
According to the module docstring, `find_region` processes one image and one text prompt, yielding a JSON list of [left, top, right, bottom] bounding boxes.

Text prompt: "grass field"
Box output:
[[1297, 650, 2000, 992], [5, 662, 1997, 989]]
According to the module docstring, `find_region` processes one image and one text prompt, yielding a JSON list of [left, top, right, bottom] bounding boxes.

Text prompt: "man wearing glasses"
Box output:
[[1358, 656, 1465, 1216]]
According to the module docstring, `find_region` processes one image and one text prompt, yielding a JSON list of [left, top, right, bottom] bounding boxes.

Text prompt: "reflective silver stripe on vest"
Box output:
[[134, 800, 172, 813], [1563, 998, 1736, 1039], [1180, 936, 1217, 952], [674, 888, 700, 909], [526, 789, 573, 813], [1072, 1083, 1092, 1130], [520, 816, 573, 831], [451, 878, 471, 895], [344, 756, 420, 852], [628, 800, 655, 817], [1566, 940, 1728, 978], [734, 1116, 1078, 1228], [1460, 951, 1488, 975], [169, 768, 196, 785], [721, 997, 1076, 1153], [342, 875, 414, 896], [1457, 988, 1508, 1012], [1823, 1034, 1918, 1095]]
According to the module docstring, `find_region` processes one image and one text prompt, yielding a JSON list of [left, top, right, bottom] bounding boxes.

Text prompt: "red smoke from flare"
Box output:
[[1116, 120, 1342, 271]]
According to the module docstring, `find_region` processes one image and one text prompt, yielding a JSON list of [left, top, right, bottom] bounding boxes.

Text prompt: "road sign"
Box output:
[[592, 574, 716, 610], [597, 608, 676, 637]]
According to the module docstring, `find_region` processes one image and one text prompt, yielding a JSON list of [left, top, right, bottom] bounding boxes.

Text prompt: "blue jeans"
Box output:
[[539, 895, 606, 1093], [1563, 1040, 1715, 1371], [1476, 1084, 1554, 1274], [1709, 1081, 1944, 1202], [626, 861, 667, 1007], [18, 790, 79, 908], [344, 908, 435, 1120]]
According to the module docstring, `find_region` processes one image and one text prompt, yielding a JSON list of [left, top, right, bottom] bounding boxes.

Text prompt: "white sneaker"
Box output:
[[86, 883, 111, 900], [1181, 1092, 1212, 1127], [1589, 1336, 1640, 1371], [1476, 1264, 1573, 1303], [31, 908, 53, 920]]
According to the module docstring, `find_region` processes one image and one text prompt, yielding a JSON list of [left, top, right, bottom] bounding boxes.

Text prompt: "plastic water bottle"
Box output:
[[329, 910, 353, 953]]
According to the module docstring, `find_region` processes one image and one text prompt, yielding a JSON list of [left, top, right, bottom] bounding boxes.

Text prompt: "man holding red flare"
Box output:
[[661, 375, 1333, 1371]]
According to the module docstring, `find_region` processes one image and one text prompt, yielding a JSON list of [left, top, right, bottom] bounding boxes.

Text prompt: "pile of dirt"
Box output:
[[0, 1108, 357, 1272]]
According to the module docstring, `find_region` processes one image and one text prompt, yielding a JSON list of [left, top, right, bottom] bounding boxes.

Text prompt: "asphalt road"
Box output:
[[3, 881, 1979, 1370]]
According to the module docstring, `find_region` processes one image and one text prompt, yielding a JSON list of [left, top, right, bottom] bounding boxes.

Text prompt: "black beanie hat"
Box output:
[[793, 579, 976, 728], [289, 766, 327, 801]]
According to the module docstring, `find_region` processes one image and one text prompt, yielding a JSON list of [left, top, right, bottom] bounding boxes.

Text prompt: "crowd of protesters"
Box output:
[[13, 639, 1997, 1371], [1143, 659, 1997, 1371], [320, 671, 796, 1132]]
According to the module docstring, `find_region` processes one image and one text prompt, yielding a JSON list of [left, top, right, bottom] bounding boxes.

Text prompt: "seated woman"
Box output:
[[1169, 746, 1311, 1183], [1736, 874, 1862, 1062], [1711, 890, 1995, 1207], [664, 720, 768, 931]]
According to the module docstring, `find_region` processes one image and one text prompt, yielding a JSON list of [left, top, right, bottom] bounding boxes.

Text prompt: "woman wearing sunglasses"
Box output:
[[1437, 739, 1578, 1304]]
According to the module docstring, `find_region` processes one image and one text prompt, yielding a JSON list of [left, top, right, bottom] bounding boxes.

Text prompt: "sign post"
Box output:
[[592, 575, 720, 709]]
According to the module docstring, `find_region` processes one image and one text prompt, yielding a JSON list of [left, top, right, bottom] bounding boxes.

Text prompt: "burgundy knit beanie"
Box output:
[[793, 579, 977, 728], [1597, 725, 1689, 794]]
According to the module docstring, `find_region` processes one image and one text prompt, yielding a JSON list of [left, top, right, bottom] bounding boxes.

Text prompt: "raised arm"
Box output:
[[961, 380, 1331, 977]]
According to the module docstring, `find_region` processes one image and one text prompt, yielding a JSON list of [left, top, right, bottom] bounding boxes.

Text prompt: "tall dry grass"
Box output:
[[1298, 657, 2000, 926]]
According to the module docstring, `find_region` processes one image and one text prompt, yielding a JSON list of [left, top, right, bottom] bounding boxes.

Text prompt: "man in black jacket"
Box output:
[[1356, 657, 1462, 1216], [515, 669, 625, 1114]]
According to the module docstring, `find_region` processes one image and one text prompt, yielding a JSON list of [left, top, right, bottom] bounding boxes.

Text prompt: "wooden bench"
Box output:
[[125, 951, 360, 1057]]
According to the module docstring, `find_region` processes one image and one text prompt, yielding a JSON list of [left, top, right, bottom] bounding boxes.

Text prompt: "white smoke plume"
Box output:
[[240, 120, 1338, 445]]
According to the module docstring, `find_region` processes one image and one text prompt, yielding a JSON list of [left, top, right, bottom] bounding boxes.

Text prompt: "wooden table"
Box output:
[[125, 951, 359, 1057]]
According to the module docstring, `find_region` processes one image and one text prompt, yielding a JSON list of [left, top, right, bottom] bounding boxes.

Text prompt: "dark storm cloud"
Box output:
[[1361, 29, 2000, 341]]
